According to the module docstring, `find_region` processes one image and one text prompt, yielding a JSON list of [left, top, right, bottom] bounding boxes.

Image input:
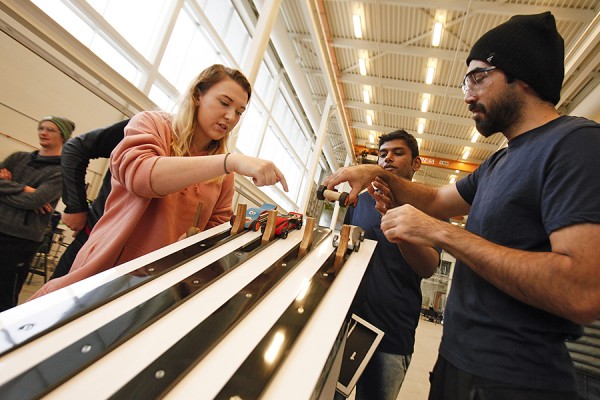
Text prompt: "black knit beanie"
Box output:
[[466, 12, 564, 105]]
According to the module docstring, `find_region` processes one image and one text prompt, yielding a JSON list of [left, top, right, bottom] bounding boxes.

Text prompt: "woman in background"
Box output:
[[31, 64, 287, 299]]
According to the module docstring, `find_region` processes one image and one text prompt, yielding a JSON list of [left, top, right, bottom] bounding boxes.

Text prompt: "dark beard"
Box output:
[[471, 85, 524, 137]]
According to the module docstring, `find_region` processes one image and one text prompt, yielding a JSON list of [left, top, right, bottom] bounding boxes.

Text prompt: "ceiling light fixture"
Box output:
[[470, 128, 480, 143], [425, 67, 435, 84], [417, 118, 426, 134], [425, 58, 438, 84], [432, 22, 443, 46], [369, 132, 375, 143], [462, 147, 471, 160], [449, 175, 456, 184], [366, 113, 373, 125], [358, 58, 367, 76], [363, 88, 370, 104], [353, 15, 363, 38], [421, 94, 431, 113], [432, 10, 446, 47]]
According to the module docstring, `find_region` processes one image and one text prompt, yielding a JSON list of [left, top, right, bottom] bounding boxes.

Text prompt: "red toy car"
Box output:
[[261, 212, 303, 239]]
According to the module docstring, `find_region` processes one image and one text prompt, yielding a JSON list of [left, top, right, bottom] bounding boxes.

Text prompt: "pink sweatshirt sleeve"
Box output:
[[110, 111, 172, 198]]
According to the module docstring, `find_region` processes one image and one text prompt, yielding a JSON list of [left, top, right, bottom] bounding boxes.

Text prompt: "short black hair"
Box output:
[[378, 130, 419, 159]]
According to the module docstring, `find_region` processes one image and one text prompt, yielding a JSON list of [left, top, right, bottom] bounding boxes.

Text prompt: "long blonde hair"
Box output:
[[171, 64, 252, 157]]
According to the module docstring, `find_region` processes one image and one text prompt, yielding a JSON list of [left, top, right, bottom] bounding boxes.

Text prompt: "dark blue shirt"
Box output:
[[447, 116, 600, 390], [345, 192, 439, 354]]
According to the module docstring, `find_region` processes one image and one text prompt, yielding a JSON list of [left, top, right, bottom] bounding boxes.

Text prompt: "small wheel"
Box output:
[[280, 229, 288, 239], [297, 219, 303, 229], [229, 215, 236, 225], [338, 192, 349, 207], [316, 185, 327, 200], [354, 241, 361, 252]]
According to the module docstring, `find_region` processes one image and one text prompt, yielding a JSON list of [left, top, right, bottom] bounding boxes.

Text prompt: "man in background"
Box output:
[[0, 116, 74, 311]]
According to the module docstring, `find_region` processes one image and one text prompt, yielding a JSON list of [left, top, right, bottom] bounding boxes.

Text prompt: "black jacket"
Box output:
[[61, 119, 128, 228]]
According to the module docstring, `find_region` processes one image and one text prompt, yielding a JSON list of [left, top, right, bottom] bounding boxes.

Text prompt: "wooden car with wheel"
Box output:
[[261, 212, 303, 239]]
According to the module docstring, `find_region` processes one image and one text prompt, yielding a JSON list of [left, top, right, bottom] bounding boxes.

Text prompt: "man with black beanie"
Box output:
[[324, 12, 600, 399]]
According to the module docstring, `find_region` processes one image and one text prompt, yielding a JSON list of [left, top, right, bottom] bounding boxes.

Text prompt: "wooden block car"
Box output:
[[229, 203, 277, 231]]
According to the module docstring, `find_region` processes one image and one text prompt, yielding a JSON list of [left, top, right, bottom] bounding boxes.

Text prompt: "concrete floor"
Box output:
[[398, 319, 442, 399]]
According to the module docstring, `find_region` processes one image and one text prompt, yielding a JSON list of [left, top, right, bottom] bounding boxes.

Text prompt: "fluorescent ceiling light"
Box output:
[[470, 130, 480, 143], [462, 147, 471, 160], [421, 94, 430, 113], [358, 58, 367, 76], [417, 118, 426, 134], [369, 133, 375, 143], [425, 66, 435, 84], [366, 113, 373, 125], [363, 89, 370, 104], [432, 22, 443, 46], [449, 175, 456, 184], [353, 15, 363, 38], [416, 137, 423, 147]]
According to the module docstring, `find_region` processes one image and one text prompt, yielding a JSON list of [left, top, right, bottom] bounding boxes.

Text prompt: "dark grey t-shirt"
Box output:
[[345, 193, 441, 354]]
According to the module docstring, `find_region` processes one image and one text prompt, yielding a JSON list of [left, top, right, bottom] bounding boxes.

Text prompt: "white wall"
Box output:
[[0, 31, 128, 201]]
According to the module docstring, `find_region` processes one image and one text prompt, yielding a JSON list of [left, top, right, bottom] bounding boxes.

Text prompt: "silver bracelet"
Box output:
[[224, 153, 231, 174]]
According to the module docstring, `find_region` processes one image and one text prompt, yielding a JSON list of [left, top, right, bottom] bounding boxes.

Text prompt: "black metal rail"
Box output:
[[108, 228, 330, 399], [0, 228, 243, 357], [214, 251, 340, 400], [0, 230, 268, 399]]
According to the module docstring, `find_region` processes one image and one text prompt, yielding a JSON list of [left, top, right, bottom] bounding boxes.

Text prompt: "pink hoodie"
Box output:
[[30, 111, 234, 299]]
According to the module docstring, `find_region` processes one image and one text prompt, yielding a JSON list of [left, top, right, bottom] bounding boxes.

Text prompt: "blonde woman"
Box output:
[[31, 64, 287, 299]]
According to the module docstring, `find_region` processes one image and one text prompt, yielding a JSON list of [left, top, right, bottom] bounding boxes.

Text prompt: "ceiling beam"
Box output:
[[345, 100, 473, 127], [324, 0, 595, 22], [341, 73, 464, 98], [333, 37, 468, 60], [305, 68, 464, 98]]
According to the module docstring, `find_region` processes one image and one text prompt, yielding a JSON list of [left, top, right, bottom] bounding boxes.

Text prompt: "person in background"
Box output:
[[339, 130, 440, 400], [0, 116, 75, 311], [30, 64, 287, 300], [324, 12, 600, 400], [50, 119, 128, 280]]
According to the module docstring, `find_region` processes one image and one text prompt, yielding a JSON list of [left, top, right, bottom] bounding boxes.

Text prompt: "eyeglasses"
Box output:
[[460, 66, 497, 95]]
